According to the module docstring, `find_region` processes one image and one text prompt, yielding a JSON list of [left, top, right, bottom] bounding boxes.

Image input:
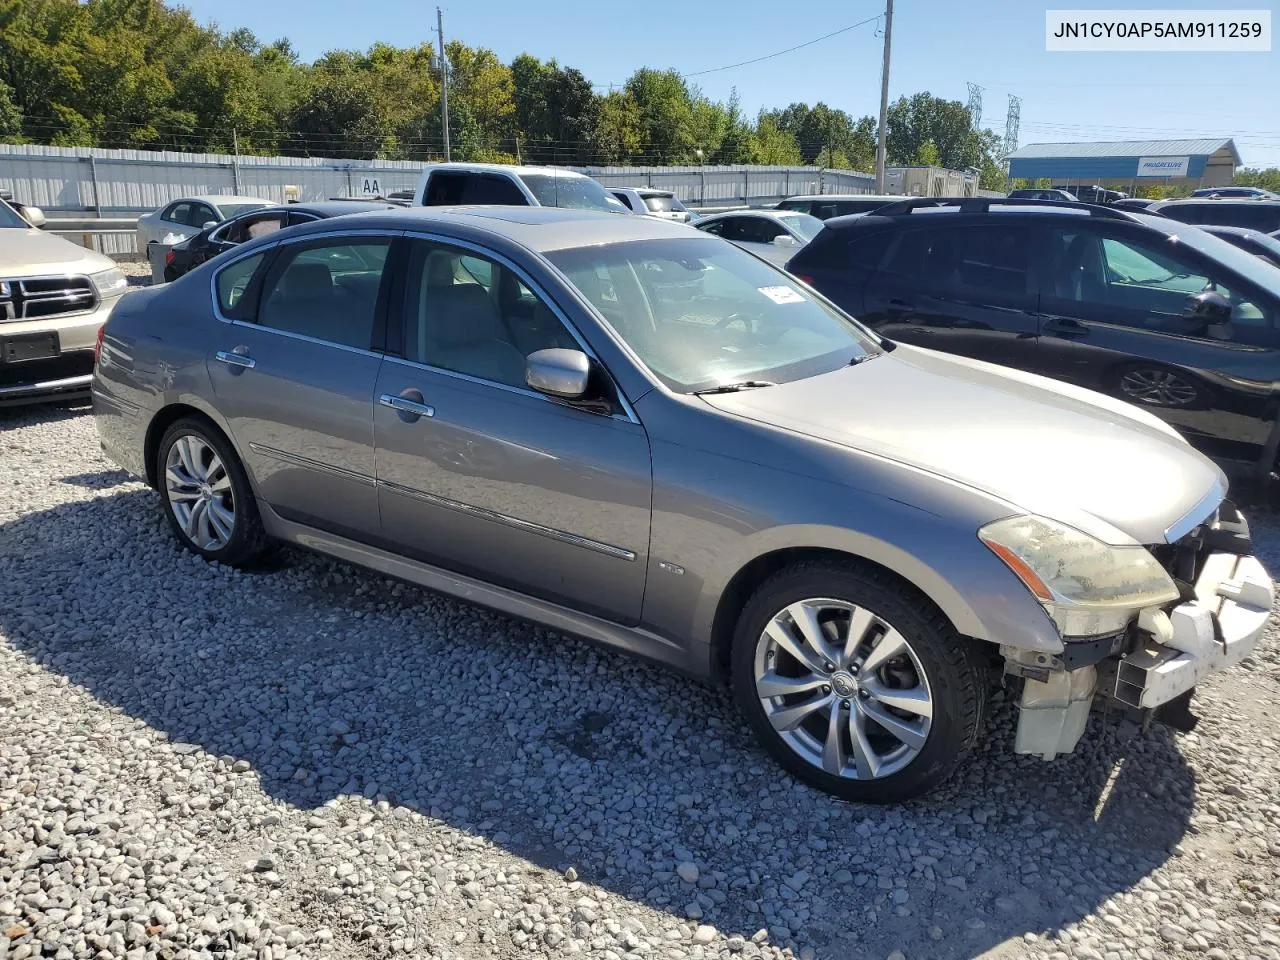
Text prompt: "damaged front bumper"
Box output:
[[1009, 502, 1273, 760]]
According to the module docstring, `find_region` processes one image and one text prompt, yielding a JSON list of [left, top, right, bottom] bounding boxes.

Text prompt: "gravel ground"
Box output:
[[1, 404, 1279, 960]]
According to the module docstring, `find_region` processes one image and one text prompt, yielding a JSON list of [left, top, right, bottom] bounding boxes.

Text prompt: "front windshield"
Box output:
[[1147, 215, 1280, 291], [547, 236, 880, 393], [217, 202, 269, 220], [0, 200, 30, 229], [519, 173, 615, 212], [778, 212, 824, 242]]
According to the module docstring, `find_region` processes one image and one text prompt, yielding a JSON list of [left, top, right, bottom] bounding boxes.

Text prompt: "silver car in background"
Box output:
[[135, 195, 271, 257], [695, 209, 823, 267], [608, 187, 696, 223], [93, 207, 1272, 803]]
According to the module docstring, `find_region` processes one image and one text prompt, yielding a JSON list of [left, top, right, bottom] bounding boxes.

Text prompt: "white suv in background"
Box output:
[[607, 187, 695, 223], [0, 197, 128, 405], [413, 163, 620, 213]]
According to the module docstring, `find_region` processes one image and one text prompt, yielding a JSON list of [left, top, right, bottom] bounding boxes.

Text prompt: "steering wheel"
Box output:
[[715, 312, 754, 333]]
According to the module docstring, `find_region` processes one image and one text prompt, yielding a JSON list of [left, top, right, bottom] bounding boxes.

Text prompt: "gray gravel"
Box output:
[[1, 404, 1279, 960]]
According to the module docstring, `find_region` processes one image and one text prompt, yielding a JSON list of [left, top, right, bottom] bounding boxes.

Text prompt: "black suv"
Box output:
[[1149, 198, 1280, 234], [788, 197, 1280, 473]]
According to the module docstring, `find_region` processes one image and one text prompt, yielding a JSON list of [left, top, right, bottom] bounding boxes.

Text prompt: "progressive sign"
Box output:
[[1136, 156, 1191, 178]]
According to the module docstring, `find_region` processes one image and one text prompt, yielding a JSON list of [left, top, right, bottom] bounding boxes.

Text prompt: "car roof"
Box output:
[[180, 195, 270, 206], [293, 200, 399, 216], [421, 162, 592, 180], [781, 194, 899, 202], [255, 205, 693, 253], [1199, 224, 1265, 238], [699, 209, 806, 223], [1151, 197, 1280, 208]]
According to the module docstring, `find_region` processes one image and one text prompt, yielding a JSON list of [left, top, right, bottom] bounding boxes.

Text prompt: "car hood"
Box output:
[[701, 345, 1225, 546], [0, 228, 116, 274]]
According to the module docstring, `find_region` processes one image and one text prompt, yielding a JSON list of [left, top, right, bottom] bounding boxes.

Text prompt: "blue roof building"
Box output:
[[1007, 138, 1240, 188]]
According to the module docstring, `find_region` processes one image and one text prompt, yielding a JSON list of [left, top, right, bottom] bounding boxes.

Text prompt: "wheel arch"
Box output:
[[143, 401, 243, 489], [708, 542, 992, 683]]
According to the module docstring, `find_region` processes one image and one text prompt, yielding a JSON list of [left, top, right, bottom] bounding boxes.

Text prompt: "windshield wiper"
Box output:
[[693, 380, 776, 395]]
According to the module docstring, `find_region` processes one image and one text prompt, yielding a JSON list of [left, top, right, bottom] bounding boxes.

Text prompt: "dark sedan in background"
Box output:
[[163, 200, 397, 281], [788, 198, 1280, 476]]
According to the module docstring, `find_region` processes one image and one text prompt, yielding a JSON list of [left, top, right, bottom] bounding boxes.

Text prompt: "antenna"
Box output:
[[966, 83, 984, 131], [1003, 94, 1021, 158]]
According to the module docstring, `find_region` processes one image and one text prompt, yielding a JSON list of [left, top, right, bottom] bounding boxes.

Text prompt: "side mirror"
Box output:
[[1186, 289, 1233, 326], [773, 234, 798, 247], [526, 348, 590, 399], [201, 220, 218, 230], [23, 206, 45, 229]]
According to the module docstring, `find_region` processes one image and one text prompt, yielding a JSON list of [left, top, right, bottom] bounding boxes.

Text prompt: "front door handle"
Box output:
[[1044, 318, 1088, 338], [215, 349, 255, 370], [379, 391, 435, 422]]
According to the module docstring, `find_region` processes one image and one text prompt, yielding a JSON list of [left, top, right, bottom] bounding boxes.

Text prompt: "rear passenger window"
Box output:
[[462, 175, 527, 205], [424, 172, 468, 205], [256, 241, 392, 350], [882, 225, 1033, 297], [215, 253, 265, 318]]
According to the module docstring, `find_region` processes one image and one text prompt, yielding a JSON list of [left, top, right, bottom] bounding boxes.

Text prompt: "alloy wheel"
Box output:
[[164, 434, 236, 550], [753, 598, 933, 780], [1118, 368, 1198, 407]]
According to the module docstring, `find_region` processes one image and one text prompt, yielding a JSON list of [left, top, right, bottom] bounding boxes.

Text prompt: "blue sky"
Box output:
[[181, 0, 1280, 168]]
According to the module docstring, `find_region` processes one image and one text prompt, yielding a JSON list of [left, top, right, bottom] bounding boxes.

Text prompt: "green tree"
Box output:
[[1235, 167, 1280, 193], [0, 79, 23, 140], [886, 92, 999, 171], [510, 54, 599, 163], [748, 114, 801, 166], [446, 41, 514, 150], [624, 68, 694, 163], [913, 138, 940, 166], [593, 90, 642, 164]]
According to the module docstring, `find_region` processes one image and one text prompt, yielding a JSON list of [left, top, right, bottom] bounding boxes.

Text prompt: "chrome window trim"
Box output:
[[379, 478, 636, 561], [398, 229, 641, 425], [1163, 475, 1228, 544], [227, 318, 383, 358]]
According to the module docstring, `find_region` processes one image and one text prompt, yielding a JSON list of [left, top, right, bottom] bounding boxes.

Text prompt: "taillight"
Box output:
[[165, 249, 175, 265], [93, 324, 106, 367]]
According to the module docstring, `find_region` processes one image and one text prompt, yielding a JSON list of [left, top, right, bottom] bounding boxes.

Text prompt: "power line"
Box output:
[[682, 14, 883, 79]]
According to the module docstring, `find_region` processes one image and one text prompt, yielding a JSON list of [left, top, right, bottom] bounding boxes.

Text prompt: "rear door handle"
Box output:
[[379, 392, 435, 422], [215, 350, 255, 369]]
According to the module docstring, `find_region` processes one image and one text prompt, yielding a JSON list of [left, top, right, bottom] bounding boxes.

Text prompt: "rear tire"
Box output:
[[731, 561, 986, 803], [156, 417, 270, 567], [1108, 363, 1207, 409]]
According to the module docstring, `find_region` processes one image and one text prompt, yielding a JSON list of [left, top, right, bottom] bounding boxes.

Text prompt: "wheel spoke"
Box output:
[[840, 606, 875, 666], [756, 671, 829, 700], [764, 618, 826, 674], [858, 698, 928, 751], [848, 708, 881, 779], [859, 628, 909, 675], [173, 501, 194, 536], [861, 678, 933, 719], [190, 498, 213, 547], [176, 436, 203, 480], [822, 702, 847, 775], [207, 499, 235, 542], [785, 601, 841, 667], [207, 461, 231, 493], [766, 692, 832, 732]]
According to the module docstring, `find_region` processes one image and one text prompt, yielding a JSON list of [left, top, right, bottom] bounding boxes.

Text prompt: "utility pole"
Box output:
[[437, 7, 451, 161], [874, 0, 893, 193]]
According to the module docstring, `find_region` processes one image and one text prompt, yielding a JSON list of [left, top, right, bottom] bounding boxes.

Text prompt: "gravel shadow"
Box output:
[[0, 460, 1198, 960]]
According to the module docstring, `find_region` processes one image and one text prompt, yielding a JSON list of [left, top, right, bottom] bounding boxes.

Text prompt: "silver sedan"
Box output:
[[134, 195, 271, 256], [695, 209, 824, 266], [93, 207, 1272, 802]]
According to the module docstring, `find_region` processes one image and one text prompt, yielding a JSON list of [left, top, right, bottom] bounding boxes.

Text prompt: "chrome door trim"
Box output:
[[399, 229, 641, 425], [378, 393, 435, 417], [214, 350, 255, 369], [248, 442, 377, 487], [226, 319, 384, 358], [378, 478, 637, 561]]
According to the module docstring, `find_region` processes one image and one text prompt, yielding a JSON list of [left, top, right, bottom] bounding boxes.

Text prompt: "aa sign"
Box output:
[[359, 176, 383, 196]]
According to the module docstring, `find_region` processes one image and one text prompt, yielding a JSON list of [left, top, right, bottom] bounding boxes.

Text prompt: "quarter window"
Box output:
[[881, 224, 1033, 299], [255, 241, 392, 349], [163, 202, 193, 225], [215, 253, 265, 318], [401, 241, 577, 388]]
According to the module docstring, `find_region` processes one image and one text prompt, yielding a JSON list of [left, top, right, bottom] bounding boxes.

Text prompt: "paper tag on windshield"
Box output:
[[758, 285, 805, 305]]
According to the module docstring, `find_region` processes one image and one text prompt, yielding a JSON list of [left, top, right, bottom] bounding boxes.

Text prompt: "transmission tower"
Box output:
[[1003, 95, 1021, 158], [966, 83, 984, 131]]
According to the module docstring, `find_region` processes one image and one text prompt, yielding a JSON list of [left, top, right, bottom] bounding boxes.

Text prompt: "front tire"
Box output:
[[731, 561, 987, 803], [156, 417, 270, 566]]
